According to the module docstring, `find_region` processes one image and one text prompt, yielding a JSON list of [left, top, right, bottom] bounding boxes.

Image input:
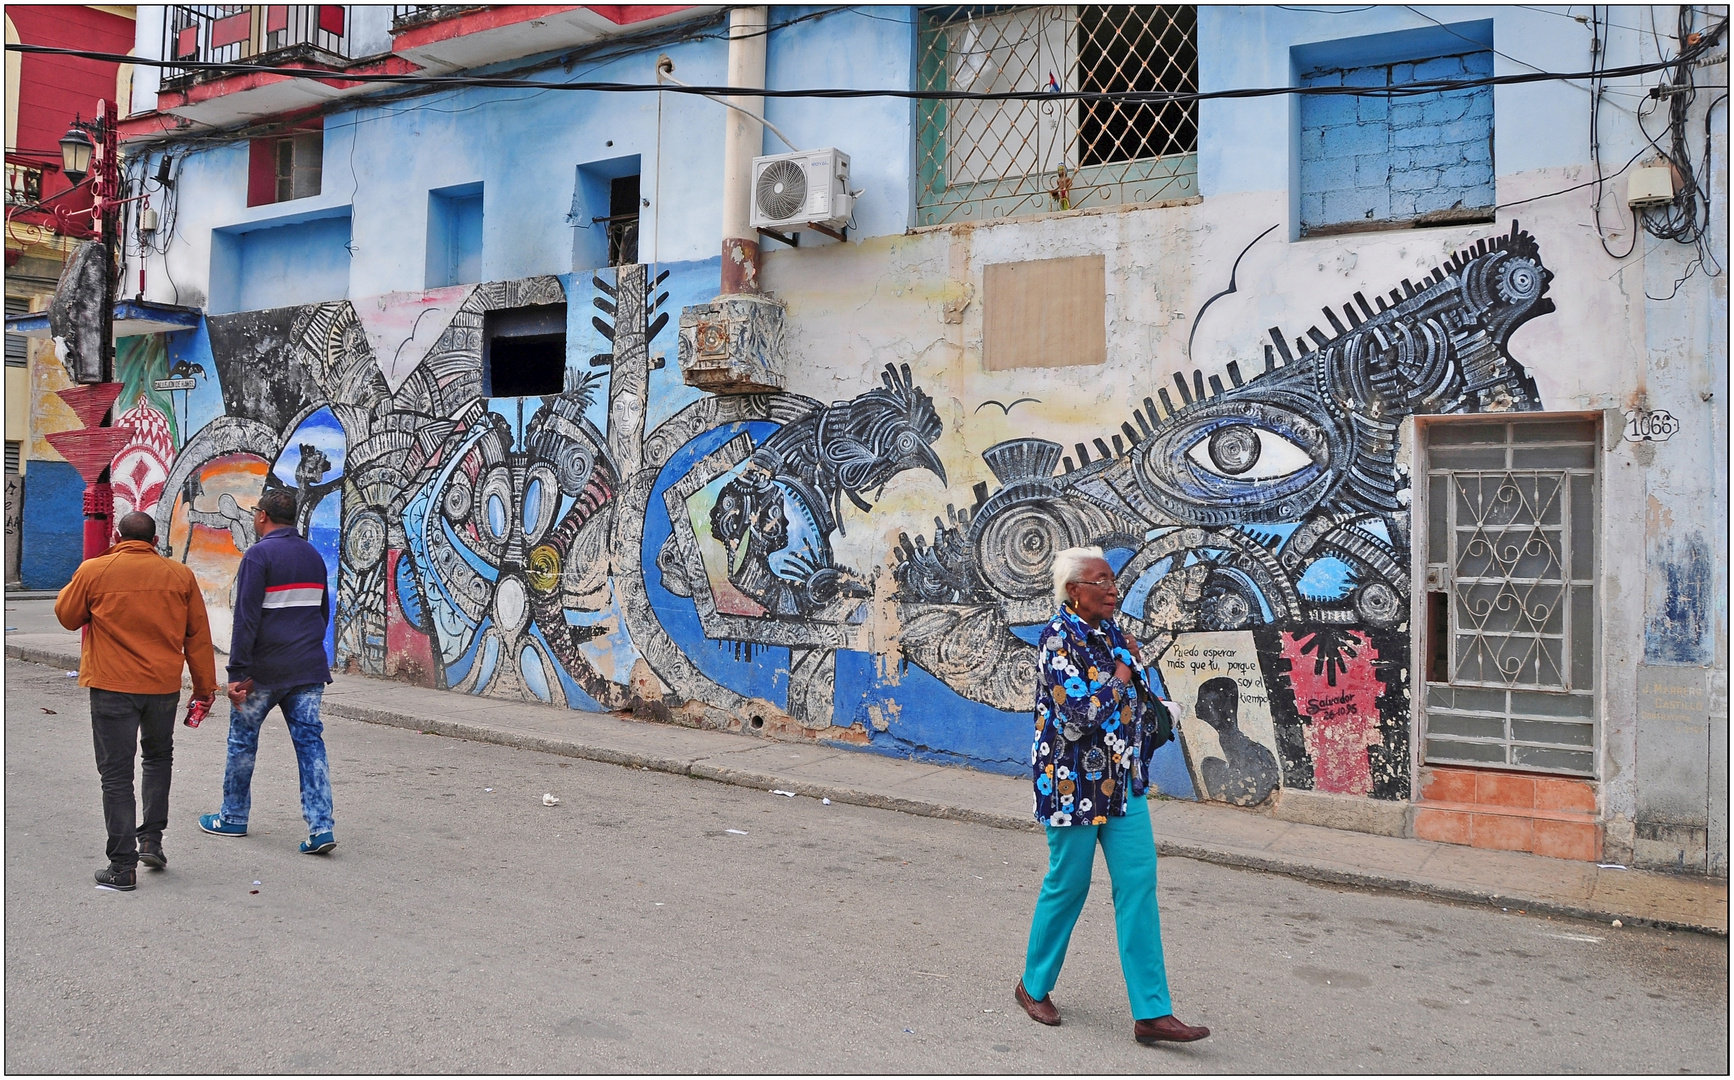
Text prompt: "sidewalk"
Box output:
[[8, 629, 1726, 936]]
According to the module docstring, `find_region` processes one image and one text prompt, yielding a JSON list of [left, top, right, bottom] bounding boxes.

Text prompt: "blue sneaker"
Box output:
[[300, 831, 336, 855], [198, 813, 246, 837]]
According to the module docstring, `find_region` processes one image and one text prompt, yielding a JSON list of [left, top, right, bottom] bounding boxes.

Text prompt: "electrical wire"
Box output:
[[7, 36, 1720, 111], [1589, 6, 1639, 258], [1626, 5, 1727, 295], [1514, 5, 1651, 35], [1403, 6, 1549, 76], [1496, 140, 1653, 210], [29, 6, 1721, 295]]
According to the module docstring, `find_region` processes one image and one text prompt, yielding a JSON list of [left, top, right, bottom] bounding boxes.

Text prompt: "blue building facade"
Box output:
[[17, 5, 1723, 873]]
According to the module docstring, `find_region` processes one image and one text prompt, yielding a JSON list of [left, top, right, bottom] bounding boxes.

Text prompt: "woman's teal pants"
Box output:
[[1021, 793, 1173, 1020]]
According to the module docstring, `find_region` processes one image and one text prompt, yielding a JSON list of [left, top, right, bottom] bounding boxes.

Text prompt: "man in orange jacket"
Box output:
[[55, 511, 218, 891]]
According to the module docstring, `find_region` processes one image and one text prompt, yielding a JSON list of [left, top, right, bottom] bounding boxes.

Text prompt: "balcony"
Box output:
[[388, 5, 713, 75], [390, 5, 485, 32], [127, 6, 419, 131], [4, 163, 44, 209], [161, 5, 355, 88]]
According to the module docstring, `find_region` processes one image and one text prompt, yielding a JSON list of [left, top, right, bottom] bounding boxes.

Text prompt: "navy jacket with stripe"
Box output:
[[227, 526, 333, 690]]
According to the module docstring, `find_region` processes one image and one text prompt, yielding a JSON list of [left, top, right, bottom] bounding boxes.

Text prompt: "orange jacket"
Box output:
[[54, 540, 218, 698]]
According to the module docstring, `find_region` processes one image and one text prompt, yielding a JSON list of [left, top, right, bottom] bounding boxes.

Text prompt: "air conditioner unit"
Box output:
[[750, 148, 853, 233]]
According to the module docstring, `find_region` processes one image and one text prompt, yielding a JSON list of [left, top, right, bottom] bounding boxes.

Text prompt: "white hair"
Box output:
[[1052, 546, 1108, 606]]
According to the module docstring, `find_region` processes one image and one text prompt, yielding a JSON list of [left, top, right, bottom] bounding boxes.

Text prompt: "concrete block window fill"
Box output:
[[1294, 22, 1495, 237]]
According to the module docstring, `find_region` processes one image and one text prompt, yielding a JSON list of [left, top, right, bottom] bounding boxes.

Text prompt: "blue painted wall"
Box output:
[[19, 460, 85, 591], [427, 183, 484, 289], [211, 211, 354, 314]]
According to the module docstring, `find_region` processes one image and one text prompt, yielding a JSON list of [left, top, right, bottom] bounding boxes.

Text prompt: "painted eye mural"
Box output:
[[892, 222, 1555, 803], [1139, 398, 1341, 523], [136, 221, 1554, 818]]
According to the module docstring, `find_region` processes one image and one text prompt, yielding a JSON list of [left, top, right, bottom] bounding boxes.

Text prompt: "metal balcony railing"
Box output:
[[162, 5, 354, 87], [4, 163, 44, 208], [390, 5, 485, 32]]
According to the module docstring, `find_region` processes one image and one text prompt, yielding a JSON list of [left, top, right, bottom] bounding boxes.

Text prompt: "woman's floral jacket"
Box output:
[[1030, 605, 1167, 827]]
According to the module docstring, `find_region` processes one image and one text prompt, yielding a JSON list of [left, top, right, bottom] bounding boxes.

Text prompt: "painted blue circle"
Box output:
[[487, 493, 507, 538], [522, 477, 543, 533]]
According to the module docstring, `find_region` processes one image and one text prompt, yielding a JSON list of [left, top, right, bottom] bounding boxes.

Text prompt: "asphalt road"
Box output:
[[4, 657, 1727, 1073]]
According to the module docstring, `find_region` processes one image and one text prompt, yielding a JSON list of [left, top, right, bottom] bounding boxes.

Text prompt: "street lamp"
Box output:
[[44, 102, 127, 563], [58, 123, 94, 186]]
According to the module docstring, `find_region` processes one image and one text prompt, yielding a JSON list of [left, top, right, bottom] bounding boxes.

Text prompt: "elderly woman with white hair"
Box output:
[[1012, 546, 1210, 1045]]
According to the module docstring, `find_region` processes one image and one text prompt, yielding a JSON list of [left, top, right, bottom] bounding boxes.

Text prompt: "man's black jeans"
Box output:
[[90, 689, 179, 869]]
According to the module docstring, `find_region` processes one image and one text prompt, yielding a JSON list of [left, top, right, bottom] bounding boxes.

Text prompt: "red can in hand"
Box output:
[[184, 696, 212, 728]]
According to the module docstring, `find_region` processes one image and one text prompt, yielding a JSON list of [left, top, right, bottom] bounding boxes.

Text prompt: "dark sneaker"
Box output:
[[299, 831, 336, 855], [198, 813, 247, 837], [138, 842, 167, 870], [95, 864, 136, 891]]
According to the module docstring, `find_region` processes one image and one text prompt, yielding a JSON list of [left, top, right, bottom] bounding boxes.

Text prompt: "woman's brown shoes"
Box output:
[[1134, 1014, 1211, 1043], [1014, 980, 1061, 1026]]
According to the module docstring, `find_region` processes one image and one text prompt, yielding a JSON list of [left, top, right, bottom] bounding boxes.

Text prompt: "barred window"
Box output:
[[4, 442, 20, 474], [916, 5, 1198, 227]]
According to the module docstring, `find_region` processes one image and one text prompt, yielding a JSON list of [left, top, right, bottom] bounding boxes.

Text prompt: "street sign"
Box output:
[[152, 377, 197, 391]]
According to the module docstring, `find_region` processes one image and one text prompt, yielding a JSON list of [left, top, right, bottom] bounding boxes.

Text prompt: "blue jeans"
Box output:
[[218, 684, 334, 834], [1022, 793, 1173, 1020]]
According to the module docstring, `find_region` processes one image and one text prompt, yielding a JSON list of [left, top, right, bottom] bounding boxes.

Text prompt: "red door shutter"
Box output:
[[247, 138, 280, 207], [265, 6, 289, 32], [175, 24, 199, 58], [317, 6, 346, 36]]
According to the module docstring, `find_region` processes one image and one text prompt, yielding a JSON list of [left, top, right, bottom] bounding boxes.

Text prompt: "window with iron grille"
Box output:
[[5, 297, 29, 368], [4, 443, 20, 475], [1421, 418, 1599, 777], [916, 5, 1198, 227]]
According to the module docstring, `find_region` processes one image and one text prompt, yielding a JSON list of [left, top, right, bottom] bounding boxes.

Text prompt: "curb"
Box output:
[[317, 692, 1729, 937], [316, 695, 1040, 834], [8, 645, 1725, 937]]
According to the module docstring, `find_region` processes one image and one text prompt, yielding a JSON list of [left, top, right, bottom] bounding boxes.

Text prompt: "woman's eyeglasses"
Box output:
[[1071, 577, 1118, 591]]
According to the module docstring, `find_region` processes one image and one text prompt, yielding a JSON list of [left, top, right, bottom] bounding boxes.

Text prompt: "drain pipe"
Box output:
[[719, 5, 768, 295]]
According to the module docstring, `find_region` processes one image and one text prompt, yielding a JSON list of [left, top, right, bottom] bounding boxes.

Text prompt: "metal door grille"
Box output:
[[915, 5, 1197, 227], [1423, 419, 1598, 776]]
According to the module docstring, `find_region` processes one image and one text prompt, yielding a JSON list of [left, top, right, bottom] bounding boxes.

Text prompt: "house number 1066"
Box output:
[[1623, 408, 1680, 442]]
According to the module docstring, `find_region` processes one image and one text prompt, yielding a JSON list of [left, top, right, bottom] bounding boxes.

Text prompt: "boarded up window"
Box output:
[[983, 255, 1105, 371]]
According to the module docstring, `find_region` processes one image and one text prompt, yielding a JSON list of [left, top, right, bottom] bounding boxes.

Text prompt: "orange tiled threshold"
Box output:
[[1416, 765, 1602, 862]]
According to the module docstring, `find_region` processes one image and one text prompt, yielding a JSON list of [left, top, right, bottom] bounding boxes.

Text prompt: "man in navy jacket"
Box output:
[[198, 489, 338, 854]]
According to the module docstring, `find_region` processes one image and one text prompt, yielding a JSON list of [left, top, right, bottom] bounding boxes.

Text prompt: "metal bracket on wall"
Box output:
[[756, 227, 800, 249]]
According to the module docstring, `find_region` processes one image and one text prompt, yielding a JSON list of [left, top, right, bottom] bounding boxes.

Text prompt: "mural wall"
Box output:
[[38, 221, 1554, 808]]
